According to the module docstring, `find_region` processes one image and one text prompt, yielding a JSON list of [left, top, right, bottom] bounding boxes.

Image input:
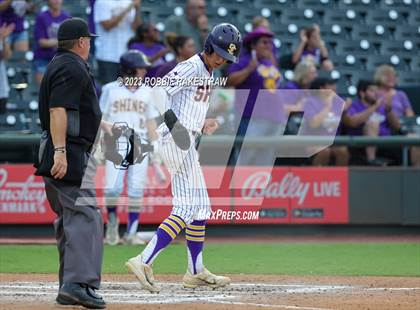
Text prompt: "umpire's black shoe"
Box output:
[[57, 282, 106, 309]]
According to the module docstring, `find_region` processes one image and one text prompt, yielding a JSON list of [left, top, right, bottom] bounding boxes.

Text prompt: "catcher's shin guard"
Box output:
[[159, 109, 191, 150]]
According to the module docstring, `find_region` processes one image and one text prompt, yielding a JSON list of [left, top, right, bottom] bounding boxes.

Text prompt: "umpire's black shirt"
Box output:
[[39, 48, 102, 147]]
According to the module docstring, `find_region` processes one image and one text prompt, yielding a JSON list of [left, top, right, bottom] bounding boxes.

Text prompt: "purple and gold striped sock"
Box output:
[[186, 220, 206, 275], [141, 214, 186, 265]]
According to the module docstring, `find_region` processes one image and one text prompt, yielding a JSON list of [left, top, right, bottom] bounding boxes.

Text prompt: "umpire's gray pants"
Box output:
[[43, 177, 103, 289]]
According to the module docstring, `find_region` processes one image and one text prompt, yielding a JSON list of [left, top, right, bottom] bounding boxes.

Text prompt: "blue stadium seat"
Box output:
[[296, 0, 333, 12], [409, 57, 420, 73], [253, 0, 296, 10], [321, 23, 351, 40], [407, 11, 420, 26], [323, 9, 364, 29], [280, 8, 322, 27], [365, 10, 405, 29], [379, 1, 417, 15], [334, 39, 376, 57], [365, 54, 409, 72], [393, 25, 420, 41], [337, 0, 377, 11], [351, 24, 392, 41], [330, 54, 364, 70], [398, 71, 420, 86], [379, 40, 419, 57]]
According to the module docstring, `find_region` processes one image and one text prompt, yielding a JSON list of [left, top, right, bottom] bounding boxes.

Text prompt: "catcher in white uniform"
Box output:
[[100, 50, 159, 245], [126, 23, 242, 292]]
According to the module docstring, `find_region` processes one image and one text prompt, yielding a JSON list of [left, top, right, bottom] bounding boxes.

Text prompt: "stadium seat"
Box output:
[[330, 54, 364, 70], [351, 24, 393, 41], [365, 10, 405, 29], [393, 25, 420, 41], [334, 78, 352, 97], [280, 8, 322, 28], [0, 112, 28, 133], [164, 0, 187, 8], [409, 57, 420, 73], [323, 9, 364, 29], [321, 23, 351, 40], [253, 0, 296, 10], [365, 54, 409, 72], [379, 40, 419, 57], [407, 11, 420, 26], [296, 0, 333, 12], [398, 71, 420, 86], [337, 0, 377, 11], [334, 39, 376, 57], [379, 0, 417, 12]]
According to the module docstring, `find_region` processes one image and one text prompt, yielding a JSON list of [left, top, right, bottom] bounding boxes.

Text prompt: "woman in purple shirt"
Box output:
[[127, 22, 170, 77], [33, 0, 70, 84], [155, 34, 195, 78], [0, 0, 33, 51], [374, 64, 419, 166], [303, 77, 349, 166], [292, 24, 333, 71]]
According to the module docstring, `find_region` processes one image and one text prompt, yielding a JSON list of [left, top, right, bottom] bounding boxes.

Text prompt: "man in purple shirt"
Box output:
[[0, 0, 31, 51], [345, 80, 400, 165], [33, 0, 70, 84]]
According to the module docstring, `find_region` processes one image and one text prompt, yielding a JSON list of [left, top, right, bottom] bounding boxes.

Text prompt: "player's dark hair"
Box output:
[[166, 33, 191, 56], [58, 39, 78, 50], [357, 80, 375, 98]]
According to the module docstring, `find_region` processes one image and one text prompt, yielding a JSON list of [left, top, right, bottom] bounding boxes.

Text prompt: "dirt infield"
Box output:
[[0, 274, 419, 310]]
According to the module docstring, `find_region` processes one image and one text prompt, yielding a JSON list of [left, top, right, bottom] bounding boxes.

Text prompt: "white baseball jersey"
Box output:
[[100, 82, 159, 199], [158, 54, 214, 224], [100, 81, 159, 139], [163, 54, 213, 132]]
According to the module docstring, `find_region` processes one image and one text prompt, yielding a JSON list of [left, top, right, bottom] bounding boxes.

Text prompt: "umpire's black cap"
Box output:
[[58, 18, 98, 41]]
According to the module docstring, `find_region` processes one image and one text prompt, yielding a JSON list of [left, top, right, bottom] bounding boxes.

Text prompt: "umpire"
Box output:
[[36, 18, 106, 309]]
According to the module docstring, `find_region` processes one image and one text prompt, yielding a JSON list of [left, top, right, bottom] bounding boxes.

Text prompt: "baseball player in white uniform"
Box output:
[[101, 50, 159, 245], [126, 23, 242, 292]]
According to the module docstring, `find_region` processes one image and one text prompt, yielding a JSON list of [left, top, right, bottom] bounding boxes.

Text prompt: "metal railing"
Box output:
[[0, 134, 419, 166]]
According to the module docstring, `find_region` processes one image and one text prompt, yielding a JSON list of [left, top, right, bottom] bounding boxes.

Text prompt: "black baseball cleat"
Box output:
[[57, 283, 106, 309], [163, 110, 191, 150]]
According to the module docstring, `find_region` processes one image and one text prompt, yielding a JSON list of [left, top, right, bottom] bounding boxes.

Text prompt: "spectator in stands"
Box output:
[[281, 61, 317, 114], [0, 0, 32, 52], [303, 77, 349, 166], [284, 61, 317, 90], [127, 22, 170, 77], [0, 22, 13, 114], [292, 24, 333, 71], [374, 64, 420, 166], [344, 80, 400, 166], [33, 0, 70, 84], [165, 0, 208, 50], [94, 0, 141, 85], [227, 27, 284, 165], [155, 34, 195, 78], [252, 16, 270, 30], [251, 16, 279, 65]]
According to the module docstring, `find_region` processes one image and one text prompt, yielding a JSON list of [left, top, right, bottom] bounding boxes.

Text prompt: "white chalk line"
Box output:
[[1, 281, 419, 309], [206, 300, 333, 310]]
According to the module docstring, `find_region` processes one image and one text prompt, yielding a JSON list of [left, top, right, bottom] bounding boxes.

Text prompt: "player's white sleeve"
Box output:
[[151, 87, 170, 115], [146, 102, 160, 120], [163, 62, 197, 97], [99, 84, 110, 119]]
